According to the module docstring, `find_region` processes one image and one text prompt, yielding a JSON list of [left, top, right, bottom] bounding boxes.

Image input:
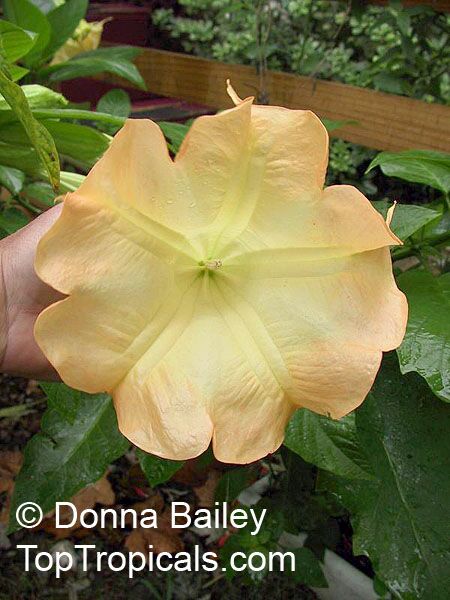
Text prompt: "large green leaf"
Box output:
[[285, 410, 373, 480], [0, 120, 109, 168], [96, 89, 131, 134], [44, 0, 88, 58], [40, 54, 146, 90], [371, 200, 440, 241], [9, 383, 129, 532], [3, 0, 51, 66], [137, 449, 183, 487], [320, 355, 450, 599], [367, 150, 450, 194], [0, 63, 59, 188], [397, 270, 450, 401], [0, 84, 67, 110], [44, 121, 110, 167], [0, 19, 37, 62]]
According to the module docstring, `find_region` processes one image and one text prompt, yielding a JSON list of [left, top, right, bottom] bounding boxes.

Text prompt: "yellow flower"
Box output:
[[50, 19, 108, 65], [34, 86, 407, 464]]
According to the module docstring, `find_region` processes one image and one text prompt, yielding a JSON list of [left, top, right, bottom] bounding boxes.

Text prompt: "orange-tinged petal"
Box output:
[[114, 276, 294, 463], [223, 183, 400, 258], [222, 247, 407, 418], [77, 103, 254, 258]]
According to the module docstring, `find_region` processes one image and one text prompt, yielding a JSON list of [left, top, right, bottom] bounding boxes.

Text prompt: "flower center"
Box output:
[[200, 259, 223, 270]]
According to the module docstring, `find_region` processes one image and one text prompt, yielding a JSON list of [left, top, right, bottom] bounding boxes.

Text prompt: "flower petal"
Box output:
[[223, 182, 400, 259], [34, 193, 195, 393], [209, 106, 330, 254], [221, 246, 407, 418], [113, 276, 294, 463], [79, 103, 255, 258], [175, 98, 253, 254], [113, 277, 214, 459]]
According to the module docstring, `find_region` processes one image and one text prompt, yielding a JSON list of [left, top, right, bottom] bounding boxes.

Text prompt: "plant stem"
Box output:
[[296, 0, 314, 70], [392, 230, 450, 260], [31, 108, 126, 127]]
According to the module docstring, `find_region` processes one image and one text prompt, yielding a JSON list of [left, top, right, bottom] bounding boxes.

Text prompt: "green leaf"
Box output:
[[0, 64, 59, 188], [291, 547, 328, 587], [215, 466, 258, 503], [220, 505, 284, 583], [9, 65, 29, 82], [44, 0, 88, 58], [320, 355, 450, 599], [23, 180, 54, 205], [371, 200, 440, 240], [76, 45, 142, 62], [43, 121, 110, 168], [9, 383, 129, 533], [397, 270, 450, 401], [285, 410, 373, 480], [367, 150, 450, 194], [0, 141, 42, 176], [3, 0, 51, 66], [372, 72, 409, 95], [321, 118, 358, 132], [28, 0, 59, 14], [97, 89, 131, 118], [0, 207, 28, 236], [274, 448, 326, 535], [137, 449, 183, 487], [96, 89, 131, 134], [0, 107, 126, 129], [22, 175, 82, 205], [0, 19, 37, 62], [0, 84, 68, 110], [0, 120, 109, 169], [158, 121, 189, 153], [41, 56, 146, 90], [0, 165, 25, 194], [60, 170, 85, 192]]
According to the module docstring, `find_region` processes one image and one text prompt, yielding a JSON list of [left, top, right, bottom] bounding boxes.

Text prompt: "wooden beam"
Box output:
[[103, 47, 450, 153]]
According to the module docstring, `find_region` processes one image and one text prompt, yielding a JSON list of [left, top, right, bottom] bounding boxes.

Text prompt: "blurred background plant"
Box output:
[[153, 0, 450, 103], [0, 0, 149, 237]]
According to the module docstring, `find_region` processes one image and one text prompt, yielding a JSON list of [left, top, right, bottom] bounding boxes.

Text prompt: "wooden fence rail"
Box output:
[[103, 47, 450, 153]]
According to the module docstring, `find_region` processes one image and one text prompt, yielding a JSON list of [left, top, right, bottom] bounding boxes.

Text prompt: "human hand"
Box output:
[[0, 204, 64, 379]]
